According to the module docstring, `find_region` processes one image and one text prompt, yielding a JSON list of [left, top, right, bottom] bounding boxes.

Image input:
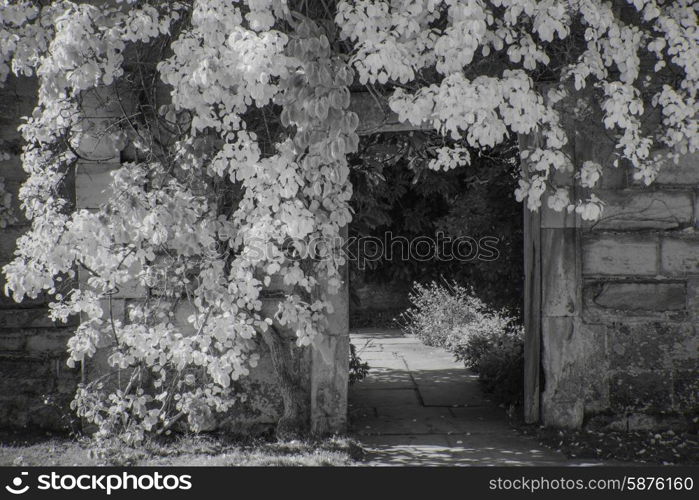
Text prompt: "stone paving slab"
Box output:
[[418, 383, 490, 407], [352, 404, 509, 435], [349, 387, 421, 408], [352, 372, 414, 390], [349, 328, 599, 466]]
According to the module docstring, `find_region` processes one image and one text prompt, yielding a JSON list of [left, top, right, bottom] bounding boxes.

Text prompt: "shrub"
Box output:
[[348, 343, 369, 385], [457, 324, 524, 407], [397, 280, 524, 406], [396, 281, 487, 348]]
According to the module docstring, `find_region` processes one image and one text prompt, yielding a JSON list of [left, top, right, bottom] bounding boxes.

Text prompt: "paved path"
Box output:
[[349, 328, 600, 466]]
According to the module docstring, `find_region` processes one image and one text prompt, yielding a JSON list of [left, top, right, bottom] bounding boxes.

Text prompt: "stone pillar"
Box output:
[[74, 86, 133, 385], [528, 109, 699, 429], [310, 226, 350, 435]]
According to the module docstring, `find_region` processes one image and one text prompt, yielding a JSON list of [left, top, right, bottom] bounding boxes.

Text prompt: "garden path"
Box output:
[[349, 328, 602, 466]]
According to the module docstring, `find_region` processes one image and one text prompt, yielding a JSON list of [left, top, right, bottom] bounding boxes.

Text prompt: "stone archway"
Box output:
[[520, 125, 699, 430], [351, 92, 699, 432], [0, 80, 696, 434]]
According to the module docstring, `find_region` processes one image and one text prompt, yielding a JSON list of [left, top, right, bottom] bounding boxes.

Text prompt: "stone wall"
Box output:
[[0, 76, 82, 429], [350, 276, 410, 327], [533, 127, 699, 431], [0, 77, 350, 434]]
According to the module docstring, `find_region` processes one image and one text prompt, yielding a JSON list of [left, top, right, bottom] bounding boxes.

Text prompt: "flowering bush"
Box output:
[[397, 281, 487, 348], [398, 280, 523, 405]]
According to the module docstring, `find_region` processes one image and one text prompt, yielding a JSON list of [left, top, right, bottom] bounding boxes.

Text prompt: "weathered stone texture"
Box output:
[[537, 123, 699, 431], [584, 190, 694, 230], [652, 150, 699, 186], [75, 162, 121, 209], [609, 323, 696, 373], [673, 369, 699, 412], [541, 228, 578, 317], [610, 371, 673, 413], [0, 76, 360, 437], [350, 92, 430, 135], [582, 236, 657, 276], [688, 279, 699, 320], [0, 76, 82, 430], [582, 282, 687, 323], [594, 282, 686, 311], [540, 319, 609, 428], [661, 237, 699, 276]]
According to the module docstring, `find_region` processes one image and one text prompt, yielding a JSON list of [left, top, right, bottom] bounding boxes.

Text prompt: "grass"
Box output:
[[0, 430, 365, 466]]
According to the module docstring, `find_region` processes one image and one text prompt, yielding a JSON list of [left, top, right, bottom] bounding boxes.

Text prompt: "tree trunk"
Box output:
[[260, 324, 309, 439]]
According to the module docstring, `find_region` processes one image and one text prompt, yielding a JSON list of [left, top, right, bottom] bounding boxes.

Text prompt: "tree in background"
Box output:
[[350, 132, 523, 314]]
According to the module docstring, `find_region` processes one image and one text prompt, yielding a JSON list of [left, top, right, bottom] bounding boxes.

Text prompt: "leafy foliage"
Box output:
[[338, 0, 698, 215], [349, 132, 522, 313], [348, 343, 370, 385], [1, 1, 358, 442], [398, 280, 523, 405], [0, 0, 695, 441]]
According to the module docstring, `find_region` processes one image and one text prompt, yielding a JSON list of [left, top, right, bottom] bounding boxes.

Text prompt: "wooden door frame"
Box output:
[[523, 204, 542, 423]]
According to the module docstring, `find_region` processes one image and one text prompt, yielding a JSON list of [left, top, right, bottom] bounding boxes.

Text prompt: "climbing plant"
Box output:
[[0, 0, 696, 441]]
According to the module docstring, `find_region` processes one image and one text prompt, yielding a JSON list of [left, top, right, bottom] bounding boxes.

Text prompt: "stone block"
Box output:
[[591, 282, 685, 311], [98, 297, 126, 326], [311, 332, 349, 434], [540, 319, 609, 428], [0, 356, 51, 379], [582, 235, 657, 276], [574, 122, 626, 189], [75, 161, 120, 209], [0, 375, 52, 394], [541, 228, 578, 317], [265, 273, 295, 294], [673, 369, 699, 412], [599, 162, 628, 189], [311, 255, 349, 434], [0, 226, 26, 258], [1, 179, 29, 226], [0, 331, 28, 351], [601, 413, 689, 432], [0, 308, 60, 329], [652, 150, 699, 186], [609, 322, 695, 372], [610, 371, 673, 413], [540, 204, 576, 229], [25, 330, 72, 354], [661, 237, 699, 276], [688, 279, 699, 320], [0, 76, 38, 142], [80, 86, 132, 118], [584, 190, 694, 230], [0, 155, 27, 182], [55, 371, 80, 394], [74, 118, 121, 161]]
